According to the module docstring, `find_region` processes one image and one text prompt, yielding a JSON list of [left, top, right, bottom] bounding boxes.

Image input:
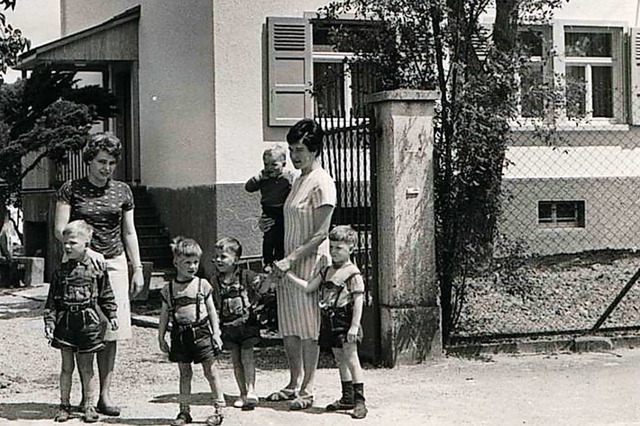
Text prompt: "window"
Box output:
[[538, 200, 585, 228], [267, 17, 379, 126], [514, 23, 624, 125], [312, 21, 379, 119], [564, 31, 615, 119]]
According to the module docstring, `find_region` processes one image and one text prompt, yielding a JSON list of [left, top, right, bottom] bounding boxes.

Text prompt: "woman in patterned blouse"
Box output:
[[54, 132, 144, 417]]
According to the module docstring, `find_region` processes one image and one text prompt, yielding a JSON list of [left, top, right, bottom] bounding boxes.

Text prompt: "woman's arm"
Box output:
[[275, 204, 334, 273], [122, 209, 144, 297], [54, 201, 71, 242]]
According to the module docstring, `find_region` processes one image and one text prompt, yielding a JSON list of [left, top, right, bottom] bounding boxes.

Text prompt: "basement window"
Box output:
[[538, 200, 585, 228]]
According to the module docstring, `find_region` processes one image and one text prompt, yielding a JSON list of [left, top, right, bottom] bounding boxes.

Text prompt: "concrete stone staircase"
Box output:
[[130, 186, 174, 293]]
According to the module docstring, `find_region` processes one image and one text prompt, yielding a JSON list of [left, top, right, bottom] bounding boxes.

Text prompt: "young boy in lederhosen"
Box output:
[[158, 237, 225, 426], [44, 220, 118, 423]]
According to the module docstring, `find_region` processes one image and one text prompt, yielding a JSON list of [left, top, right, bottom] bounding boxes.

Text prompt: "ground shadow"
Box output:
[[0, 402, 58, 421]]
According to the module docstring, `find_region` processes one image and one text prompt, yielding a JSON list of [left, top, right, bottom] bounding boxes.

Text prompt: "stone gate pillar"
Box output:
[[369, 90, 442, 366]]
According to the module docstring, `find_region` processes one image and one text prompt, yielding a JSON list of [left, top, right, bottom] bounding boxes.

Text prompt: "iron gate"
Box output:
[[318, 110, 379, 361]]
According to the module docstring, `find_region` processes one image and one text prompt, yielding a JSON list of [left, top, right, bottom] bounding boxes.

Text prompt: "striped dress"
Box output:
[[278, 167, 337, 339]]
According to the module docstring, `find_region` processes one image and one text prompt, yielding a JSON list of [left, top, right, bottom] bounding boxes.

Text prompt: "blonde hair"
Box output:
[[263, 146, 287, 162], [170, 236, 203, 259], [62, 220, 93, 241], [329, 225, 358, 246], [214, 237, 242, 260]]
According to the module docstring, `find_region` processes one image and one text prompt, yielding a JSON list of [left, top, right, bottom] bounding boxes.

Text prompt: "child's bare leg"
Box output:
[[241, 346, 258, 407], [202, 359, 225, 425], [332, 347, 352, 382], [343, 342, 367, 419], [59, 349, 75, 406], [325, 346, 355, 411], [229, 345, 246, 406], [177, 362, 193, 414], [202, 359, 224, 403], [342, 342, 363, 384], [76, 353, 96, 408]]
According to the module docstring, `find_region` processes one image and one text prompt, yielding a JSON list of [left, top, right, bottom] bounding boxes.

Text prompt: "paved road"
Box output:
[[1, 285, 640, 425]]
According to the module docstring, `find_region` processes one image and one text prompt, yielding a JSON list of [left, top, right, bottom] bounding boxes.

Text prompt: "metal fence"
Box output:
[[453, 88, 640, 340]]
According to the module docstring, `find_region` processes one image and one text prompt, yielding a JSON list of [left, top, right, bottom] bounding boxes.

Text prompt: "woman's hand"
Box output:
[[86, 248, 106, 270], [130, 268, 144, 298], [258, 216, 276, 233], [274, 257, 292, 276]]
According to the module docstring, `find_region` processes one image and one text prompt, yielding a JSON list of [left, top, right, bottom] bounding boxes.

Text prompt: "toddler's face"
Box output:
[[329, 240, 354, 266], [213, 248, 238, 273], [263, 154, 285, 178], [174, 255, 200, 280], [63, 231, 89, 261]]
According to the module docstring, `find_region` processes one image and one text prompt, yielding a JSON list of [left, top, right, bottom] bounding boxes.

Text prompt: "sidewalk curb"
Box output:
[[446, 334, 640, 356]]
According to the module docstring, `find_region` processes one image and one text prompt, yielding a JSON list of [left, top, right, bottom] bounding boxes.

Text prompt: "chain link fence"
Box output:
[[454, 88, 640, 338]]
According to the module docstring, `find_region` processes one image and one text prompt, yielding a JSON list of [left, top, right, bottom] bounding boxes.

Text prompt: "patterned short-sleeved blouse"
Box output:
[[57, 177, 134, 259]]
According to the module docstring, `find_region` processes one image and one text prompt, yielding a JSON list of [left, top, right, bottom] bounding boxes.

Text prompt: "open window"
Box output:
[[267, 16, 379, 126]]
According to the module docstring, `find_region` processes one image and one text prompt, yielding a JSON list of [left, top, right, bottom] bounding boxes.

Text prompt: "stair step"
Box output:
[[138, 235, 171, 247], [140, 246, 173, 258], [135, 215, 162, 226]]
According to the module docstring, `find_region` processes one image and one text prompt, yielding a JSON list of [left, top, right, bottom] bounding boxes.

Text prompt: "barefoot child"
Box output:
[[283, 225, 368, 419], [244, 146, 294, 270], [158, 237, 225, 426], [44, 220, 118, 423], [210, 237, 270, 410]]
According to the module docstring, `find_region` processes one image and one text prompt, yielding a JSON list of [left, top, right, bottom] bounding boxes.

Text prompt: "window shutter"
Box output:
[[629, 28, 640, 125], [267, 17, 312, 127]]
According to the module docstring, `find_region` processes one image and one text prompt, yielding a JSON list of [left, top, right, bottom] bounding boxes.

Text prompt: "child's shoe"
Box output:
[[326, 380, 355, 411], [205, 405, 224, 426], [83, 405, 99, 423], [351, 383, 367, 419], [54, 404, 71, 422], [171, 411, 193, 426]]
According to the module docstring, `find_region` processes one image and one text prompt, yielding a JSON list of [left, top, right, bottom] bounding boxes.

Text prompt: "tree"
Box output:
[[322, 0, 567, 341], [0, 0, 29, 82], [0, 66, 118, 209]]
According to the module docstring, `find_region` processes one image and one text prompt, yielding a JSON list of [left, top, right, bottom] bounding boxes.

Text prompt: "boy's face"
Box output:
[[213, 248, 238, 273], [63, 231, 89, 261], [329, 240, 354, 266], [174, 255, 200, 280], [263, 154, 285, 178]]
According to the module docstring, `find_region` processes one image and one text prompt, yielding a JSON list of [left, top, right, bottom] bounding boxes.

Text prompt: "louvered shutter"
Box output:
[[267, 17, 313, 127], [629, 28, 640, 125]]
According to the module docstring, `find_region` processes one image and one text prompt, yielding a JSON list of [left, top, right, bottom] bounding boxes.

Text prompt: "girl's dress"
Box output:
[[279, 167, 336, 339]]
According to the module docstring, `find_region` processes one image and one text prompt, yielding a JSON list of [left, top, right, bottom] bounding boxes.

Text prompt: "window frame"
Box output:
[[537, 200, 586, 229], [511, 21, 627, 131]]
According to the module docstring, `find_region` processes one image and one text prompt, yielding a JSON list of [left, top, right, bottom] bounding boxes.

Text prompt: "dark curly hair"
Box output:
[[82, 132, 122, 164], [286, 119, 325, 157]]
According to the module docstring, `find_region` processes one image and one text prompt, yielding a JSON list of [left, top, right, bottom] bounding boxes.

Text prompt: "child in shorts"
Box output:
[[210, 237, 270, 410], [44, 220, 118, 423], [244, 146, 295, 270], [283, 225, 368, 419], [158, 237, 225, 426]]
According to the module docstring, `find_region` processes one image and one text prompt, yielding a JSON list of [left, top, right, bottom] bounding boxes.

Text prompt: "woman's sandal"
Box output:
[[54, 404, 71, 422], [289, 394, 314, 411], [242, 394, 259, 411], [266, 388, 297, 402]]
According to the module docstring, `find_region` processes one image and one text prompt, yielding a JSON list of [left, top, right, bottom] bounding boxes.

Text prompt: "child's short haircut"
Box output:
[[329, 225, 358, 246], [214, 237, 243, 260], [263, 146, 287, 162], [171, 236, 203, 259], [63, 220, 93, 241]]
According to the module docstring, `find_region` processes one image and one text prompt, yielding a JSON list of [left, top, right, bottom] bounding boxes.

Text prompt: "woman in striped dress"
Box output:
[[269, 119, 336, 410]]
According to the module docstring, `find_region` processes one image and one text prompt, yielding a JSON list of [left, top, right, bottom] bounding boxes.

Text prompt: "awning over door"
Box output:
[[16, 6, 140, 69]]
